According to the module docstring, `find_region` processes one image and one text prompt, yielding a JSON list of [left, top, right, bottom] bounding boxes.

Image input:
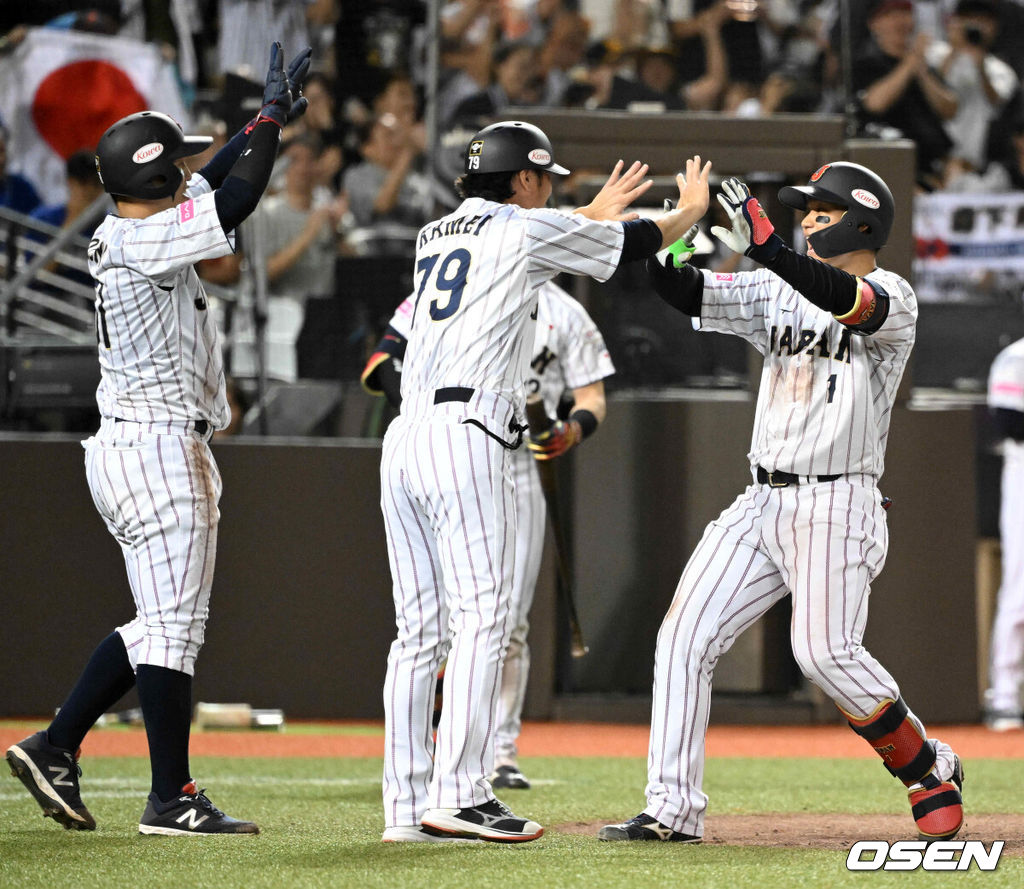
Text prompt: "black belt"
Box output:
[[434, 387, 474, 404], [757, 466, 841, 487], [113, 417, 210, 437]]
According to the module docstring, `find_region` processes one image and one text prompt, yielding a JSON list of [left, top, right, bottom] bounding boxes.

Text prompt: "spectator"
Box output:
[[436, 0, 503, 129], [28, 148, 105, 237], [750, 1, 836, 115], [853, 0, 957, 191], [564, 38, 687, 111], [343, 114, 434, 258], [989, 116, 1024, 190], [234, 135, 349, 383], [0, 122, 41, 214], [286, 71, 347, 189], [215, 0, 332, 84], [535, 6, 591, 107], [926, 0, 1018, 187], [448, 39, 543, 126]]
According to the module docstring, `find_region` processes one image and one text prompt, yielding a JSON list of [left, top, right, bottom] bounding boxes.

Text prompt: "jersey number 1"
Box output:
[[416, 248, 471, 321], [94, 282, 111, 349]]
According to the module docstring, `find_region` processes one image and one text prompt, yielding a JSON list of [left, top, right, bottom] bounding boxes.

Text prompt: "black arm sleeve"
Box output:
[[619, 218, 663, 264], [763, 245, 858, 314], [645, 254, 704, 316], [213, 120, 281, 234], [376, 359, 403, 409], [994, 407, 1024, 441], [763, 245, 891, 335], [197, 126, 251, 189]]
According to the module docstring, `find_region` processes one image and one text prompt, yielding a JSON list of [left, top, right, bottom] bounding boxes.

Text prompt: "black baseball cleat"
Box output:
[[422, 798, 543, 842], [139, 782, 259, 836], [598, 813, 701, 843], [6, 731, 96, 830], [490, 764, 531, 790]]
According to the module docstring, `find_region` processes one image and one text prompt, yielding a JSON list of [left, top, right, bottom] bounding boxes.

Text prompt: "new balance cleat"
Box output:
[[422, 799, 543, 842], [908, 756, 964, 842], [598, 813, 701, 843], [490, 764, 531, 790], [138, 782, 259, 836], [6, 731, 96, 830], [382, 825, 482, 843]]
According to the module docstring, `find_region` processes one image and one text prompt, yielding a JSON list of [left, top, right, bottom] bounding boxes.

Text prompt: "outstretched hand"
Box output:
[[710, 176, 780, 261], [574, 160, 653, 222], [285, 46, 312, 123]]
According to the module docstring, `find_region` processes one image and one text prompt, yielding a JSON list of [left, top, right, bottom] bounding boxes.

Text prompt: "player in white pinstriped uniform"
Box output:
[[982, 338, 1024, 730], [378, 119, 710, 843], [363, 284, 615, 791], [601, 162, 965, 844], [6, 43, 310, 836]]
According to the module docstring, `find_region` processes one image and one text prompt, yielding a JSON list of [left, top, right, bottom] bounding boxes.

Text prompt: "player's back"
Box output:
[[400, 198, 540, 406], [400, 197, 622, 409]]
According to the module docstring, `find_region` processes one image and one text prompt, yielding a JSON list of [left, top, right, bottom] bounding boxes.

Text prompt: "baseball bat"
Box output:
[[525, 394, 589, 658]]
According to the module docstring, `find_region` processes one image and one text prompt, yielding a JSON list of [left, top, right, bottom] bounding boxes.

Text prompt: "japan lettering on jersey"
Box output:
[[399, 197, 623, 409], [87, 176, 234, 428], [697, 266, 917, 478]]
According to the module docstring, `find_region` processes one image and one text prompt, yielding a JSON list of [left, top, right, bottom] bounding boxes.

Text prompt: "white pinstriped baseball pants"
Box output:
[[987, 445, 1024, 712], [493, 452, 546, 767], [644, 479, 956, 837], [380, 393, 518, 827], [83, 419, 220, 677]]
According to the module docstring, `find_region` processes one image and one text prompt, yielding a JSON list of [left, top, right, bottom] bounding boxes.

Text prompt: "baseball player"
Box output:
[[363, 283, 615, 791], [378, 119, 710, 843], [982, 337, 1024, 730], [600, 162, 965, 844], [6, 42, 310, 835]]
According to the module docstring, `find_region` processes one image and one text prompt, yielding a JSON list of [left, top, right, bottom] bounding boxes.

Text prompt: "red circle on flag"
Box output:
[[32, 60, 147, 159]]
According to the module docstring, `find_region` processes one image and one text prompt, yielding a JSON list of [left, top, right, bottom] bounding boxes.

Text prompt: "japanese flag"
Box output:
[[0, 27, 190, 204]]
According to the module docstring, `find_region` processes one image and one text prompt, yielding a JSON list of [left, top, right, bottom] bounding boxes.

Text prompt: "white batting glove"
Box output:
[[710, 177, 782, 262]]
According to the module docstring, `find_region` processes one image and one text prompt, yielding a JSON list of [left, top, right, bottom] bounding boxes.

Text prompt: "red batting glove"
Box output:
[[527, 419, 581, 461]]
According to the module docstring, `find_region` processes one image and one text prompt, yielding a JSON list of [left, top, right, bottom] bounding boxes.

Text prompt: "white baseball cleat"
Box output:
[[382, 825, 482, 843]]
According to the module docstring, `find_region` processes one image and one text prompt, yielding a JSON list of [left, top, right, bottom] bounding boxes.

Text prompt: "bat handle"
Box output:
[[525, 393, 553, 436]]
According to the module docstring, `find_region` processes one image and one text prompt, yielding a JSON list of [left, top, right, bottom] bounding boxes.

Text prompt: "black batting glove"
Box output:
[[284, 45, 312, 123], [254, 42, 296, 129]]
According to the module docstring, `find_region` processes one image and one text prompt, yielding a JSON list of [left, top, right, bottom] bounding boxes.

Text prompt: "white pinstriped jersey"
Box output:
[[87, 175, 233, 428], [697, 265, 917, 478], [387, 282, 616, 417], [400, 197, 624, 413], [989, 337, 1024, 413]]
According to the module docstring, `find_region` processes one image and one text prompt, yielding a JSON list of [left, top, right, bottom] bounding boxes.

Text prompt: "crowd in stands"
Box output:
[[2, 0, 1024, 397]]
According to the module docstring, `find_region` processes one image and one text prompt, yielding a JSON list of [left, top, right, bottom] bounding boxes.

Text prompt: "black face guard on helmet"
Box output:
[[464, 120, 570, 177], [777, 162, 895, 258], [95, 111, 212, 201]]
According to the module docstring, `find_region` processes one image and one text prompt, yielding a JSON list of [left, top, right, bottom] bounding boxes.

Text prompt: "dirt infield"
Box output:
[[1, 721, 1021, 758], [558, 814, 1024, 854]]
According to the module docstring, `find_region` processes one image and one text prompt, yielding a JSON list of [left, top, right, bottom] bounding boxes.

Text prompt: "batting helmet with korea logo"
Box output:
[[778, 162, 895, 258], [95, 111, 212, 201], [464, 121, 570, 177]]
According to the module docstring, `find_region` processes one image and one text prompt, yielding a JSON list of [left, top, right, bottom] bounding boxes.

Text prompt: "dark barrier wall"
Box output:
[[0, 399, 977, 723], [0, 435, 557, 720]]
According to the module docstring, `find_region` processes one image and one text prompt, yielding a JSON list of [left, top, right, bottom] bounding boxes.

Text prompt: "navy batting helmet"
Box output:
[[778, 162, 894, 258], [464, 121, 570, 177], [95, 111, 212, 201]]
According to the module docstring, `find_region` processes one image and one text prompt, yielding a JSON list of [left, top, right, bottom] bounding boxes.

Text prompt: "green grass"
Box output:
[[1, 754, 1021, 889]]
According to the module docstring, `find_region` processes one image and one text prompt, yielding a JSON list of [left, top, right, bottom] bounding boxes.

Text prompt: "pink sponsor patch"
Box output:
[[715, 273, 734, 282], [179, 199, 195, 223]]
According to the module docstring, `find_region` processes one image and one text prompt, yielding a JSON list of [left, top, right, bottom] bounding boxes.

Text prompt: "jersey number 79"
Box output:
[[416, 248, 471, 321]]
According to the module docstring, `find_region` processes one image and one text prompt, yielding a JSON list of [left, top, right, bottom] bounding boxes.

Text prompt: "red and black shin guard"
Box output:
[[846, 698, 964, 841]]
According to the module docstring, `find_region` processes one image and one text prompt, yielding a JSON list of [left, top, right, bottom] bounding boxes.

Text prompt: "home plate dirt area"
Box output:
[[2, 721, 1020, 852]]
